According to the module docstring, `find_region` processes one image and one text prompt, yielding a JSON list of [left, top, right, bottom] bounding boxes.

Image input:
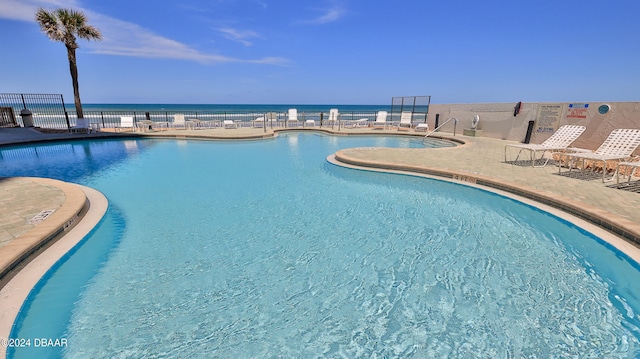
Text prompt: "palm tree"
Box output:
[[35, 8, 102, 119]]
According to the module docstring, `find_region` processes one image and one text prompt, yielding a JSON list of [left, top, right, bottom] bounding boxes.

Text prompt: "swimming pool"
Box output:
[[3, 133, 640, 358]]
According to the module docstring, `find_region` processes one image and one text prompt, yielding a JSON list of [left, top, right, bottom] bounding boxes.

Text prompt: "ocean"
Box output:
[[81, 104, 391, 113]]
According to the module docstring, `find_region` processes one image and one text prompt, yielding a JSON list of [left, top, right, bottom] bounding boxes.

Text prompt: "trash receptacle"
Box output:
[[20, 109, 34, 127]]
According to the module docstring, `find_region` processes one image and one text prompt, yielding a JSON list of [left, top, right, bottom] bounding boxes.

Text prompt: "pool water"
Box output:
[[3, 133, 640, 358]]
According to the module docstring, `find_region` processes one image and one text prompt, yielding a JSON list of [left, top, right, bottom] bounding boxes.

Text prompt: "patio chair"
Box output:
[[398, 111, 413, 130], [372, 111, 388, 129], [563, 128, 640, 182], [286, 108, 299, 127], [504, 125, 586, 167], [136, 120, 154, 132], [415, 123, 429, 132], [252, 115, 266, 128], [185, 118, 202, 130], [614, 158, 640, 183], [223, 120, 237, 129], [116, 116, 134, 132], [352, 118, 368, 128], [71, 118, 91, 134], [172, 114, 186, 129], [326, 108, 339, 126]]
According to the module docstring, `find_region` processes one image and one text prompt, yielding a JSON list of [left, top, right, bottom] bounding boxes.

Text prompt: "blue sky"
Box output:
[[1, 0, 639, 105]]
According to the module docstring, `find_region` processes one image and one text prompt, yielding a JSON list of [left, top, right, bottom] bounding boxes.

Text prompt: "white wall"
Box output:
[[428, 102, 640, 152]]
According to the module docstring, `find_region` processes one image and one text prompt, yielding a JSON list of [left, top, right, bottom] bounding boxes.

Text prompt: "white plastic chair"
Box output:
[[286, 108, 299, 127], [117, 116, 134, 132], [372, 111, 388, 129], [172, 114, 186, 129], [326, 108, 339, 126], [504, 125, 586, 167], [398, 111, 413, 130], [71, 118, 91, 133], [564, 128, 640, 182]]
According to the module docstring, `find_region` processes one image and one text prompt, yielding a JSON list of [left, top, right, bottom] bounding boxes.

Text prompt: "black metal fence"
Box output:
[[0, 93, 391, 130], [76, 109, 383, 129], [0, 93, 69, 128]]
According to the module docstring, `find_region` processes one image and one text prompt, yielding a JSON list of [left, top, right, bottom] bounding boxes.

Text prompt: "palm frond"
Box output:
[[77, 25, 102, 41], [35, 8, 65, 42]]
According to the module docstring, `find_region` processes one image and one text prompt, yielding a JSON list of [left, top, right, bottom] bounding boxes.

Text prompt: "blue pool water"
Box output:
[[3, 133, 640, 358]]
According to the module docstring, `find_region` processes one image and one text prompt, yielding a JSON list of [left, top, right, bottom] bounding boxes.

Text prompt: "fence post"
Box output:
[[64, 111, 71, 131]]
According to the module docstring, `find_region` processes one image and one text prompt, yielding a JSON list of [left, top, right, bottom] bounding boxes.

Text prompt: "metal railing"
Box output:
[[66, 110, 382, 130], [0, 94, 386, 131], [0, 93, 69, 128], [424, 117, 458, 138]]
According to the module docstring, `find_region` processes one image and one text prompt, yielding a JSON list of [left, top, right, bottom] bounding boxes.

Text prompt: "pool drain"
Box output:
[[26, 209, 56, 225]]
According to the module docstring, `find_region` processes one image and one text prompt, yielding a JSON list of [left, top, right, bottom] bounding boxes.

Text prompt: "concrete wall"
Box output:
[[428, 102, 640, 153]]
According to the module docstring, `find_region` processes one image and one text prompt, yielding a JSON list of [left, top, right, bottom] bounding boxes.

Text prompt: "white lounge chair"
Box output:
[[117, 116, 134, 132], [136, 120, 154, 132], [504, 125, 586, 167], [563, 128, 640, 182], [172, 114, 186, 129], [185, 118, 202, 130], [615, 159, 640, 183], [326, 108, 339, 126], [223, 120, 237, 129], [287, 108, 299, 127], [71, 118, 91, 133], [372, 111, 388, 129], [252, 116, 265, 128], [398, 111, 413, 130], [352, 118, 368, 128]]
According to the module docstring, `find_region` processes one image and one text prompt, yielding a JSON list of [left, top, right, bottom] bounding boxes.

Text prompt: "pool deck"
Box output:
[[1, 125, 640, 351]]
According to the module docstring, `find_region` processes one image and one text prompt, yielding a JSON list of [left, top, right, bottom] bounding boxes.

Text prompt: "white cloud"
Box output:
[[218, 28, 261, 46], [302, 4, 346, 25], [0, 0, 289, 65], [0, 0, 80, 21]]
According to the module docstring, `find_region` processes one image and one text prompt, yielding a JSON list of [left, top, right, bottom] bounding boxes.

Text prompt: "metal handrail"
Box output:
[[424, 117, 458, 139]]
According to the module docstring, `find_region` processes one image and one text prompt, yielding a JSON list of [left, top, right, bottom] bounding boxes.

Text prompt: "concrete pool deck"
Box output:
[[1, 125, 640, 355]]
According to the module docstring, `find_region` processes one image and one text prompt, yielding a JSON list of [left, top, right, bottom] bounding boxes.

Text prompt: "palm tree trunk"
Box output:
[[66, 46, 84, 119]]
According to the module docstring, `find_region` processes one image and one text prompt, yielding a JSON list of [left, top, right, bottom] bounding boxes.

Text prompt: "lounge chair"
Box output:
[[504, 125, 586, 167], [136, 119, 154, 132], [71, 118, 91, 133], [172, 114, 186, 129], [398, 111, 413, 130], [117, 116, 134, 132], [372, 111, 388, 129], [415, 122, 429, 132], [223, 120, 237, 129], [563, 128, 640, 182], [352, 118, 368, 128], [615, 158, 640, 183], [286, 108, 299, 127], [326, 108, 339, 127], [185, 118, 202, 130], [252, 115, 266, 128]]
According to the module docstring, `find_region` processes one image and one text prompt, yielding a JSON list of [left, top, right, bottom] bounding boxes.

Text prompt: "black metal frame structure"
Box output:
[[390, 96, 431, 127]]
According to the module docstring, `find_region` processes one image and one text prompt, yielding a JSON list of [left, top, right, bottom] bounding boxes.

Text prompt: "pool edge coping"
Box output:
[[0, 184, 108, 358]]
